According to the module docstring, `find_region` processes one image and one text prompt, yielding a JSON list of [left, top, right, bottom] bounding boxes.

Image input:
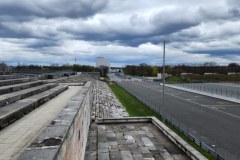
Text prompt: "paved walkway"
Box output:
[[0, 86, 82, 160]]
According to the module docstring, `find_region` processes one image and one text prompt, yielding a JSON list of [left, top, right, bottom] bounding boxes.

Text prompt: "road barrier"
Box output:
[[170, 83, 240, 102]]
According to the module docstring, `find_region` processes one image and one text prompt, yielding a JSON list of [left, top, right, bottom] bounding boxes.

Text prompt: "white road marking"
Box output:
[[208, 105, 239, 107]]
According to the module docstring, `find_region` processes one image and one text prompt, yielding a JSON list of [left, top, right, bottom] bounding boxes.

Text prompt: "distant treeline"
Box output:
[[12, 64, 99, 72], [124, 63, 240, 77], [185, 74, 240, 82], [167, 63, 240, 75], [123, 65, 158, 77]]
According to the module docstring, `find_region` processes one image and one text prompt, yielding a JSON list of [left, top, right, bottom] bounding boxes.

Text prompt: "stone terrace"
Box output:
[[85, 122, 190, 160], [0, 74, 74, 160]]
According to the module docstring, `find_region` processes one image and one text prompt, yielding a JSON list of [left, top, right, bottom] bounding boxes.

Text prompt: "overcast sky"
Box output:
[[0, 0, 240, 66]]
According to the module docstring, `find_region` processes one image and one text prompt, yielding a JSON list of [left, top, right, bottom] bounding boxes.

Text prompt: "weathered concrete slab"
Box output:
[[98, 152, 110, 160], [0, 85, 68, 128], [141, 137, 154, 147], [17, 148, 58, 160], [109, 151, 122, 160], [0, 83, 57, 108], [0, 81, 44, 95], [0, 78, 37, 87], [0, 75, 26, 80], [0, 101, 34, 127], [30, 125, 69, 148], [85, 151, 97, 160], [121, 151, 133, 160]]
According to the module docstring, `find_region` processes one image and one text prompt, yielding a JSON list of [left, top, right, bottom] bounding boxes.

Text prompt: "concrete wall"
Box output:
[[17, 81, 93, 160]]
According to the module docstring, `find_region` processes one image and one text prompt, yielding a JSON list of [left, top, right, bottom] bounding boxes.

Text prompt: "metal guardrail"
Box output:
[[170, 83, 240, 100], [115, 82, 227, 160]]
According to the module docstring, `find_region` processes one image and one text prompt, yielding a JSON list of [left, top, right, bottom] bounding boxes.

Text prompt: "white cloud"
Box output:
[[0, 0, 239, 66]]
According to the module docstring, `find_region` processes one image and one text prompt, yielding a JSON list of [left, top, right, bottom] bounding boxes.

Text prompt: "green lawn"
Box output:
[[166, 75, 187, 83], [108, 82, 215, 160], [109, 83, 161, 118]]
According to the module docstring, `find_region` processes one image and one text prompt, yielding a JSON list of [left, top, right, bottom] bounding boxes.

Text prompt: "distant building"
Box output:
[[110, 67, 123, 73], [105, 59, 110, 68], [157, 73, 162, 79], [157, 73, 172, 79], [180, 73, 193, 78], [96, 57, 110, 68]]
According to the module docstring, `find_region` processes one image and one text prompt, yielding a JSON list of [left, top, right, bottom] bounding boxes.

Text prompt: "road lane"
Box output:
[[117, 81, 240, 159]]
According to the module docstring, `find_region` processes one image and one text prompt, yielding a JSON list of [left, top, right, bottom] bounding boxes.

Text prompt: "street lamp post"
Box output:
[[162, 41, 166, 122]]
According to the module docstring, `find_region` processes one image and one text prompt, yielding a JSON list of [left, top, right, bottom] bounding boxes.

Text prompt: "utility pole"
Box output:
[[162, 41, 166, 122], [75, 57, 76, 64]]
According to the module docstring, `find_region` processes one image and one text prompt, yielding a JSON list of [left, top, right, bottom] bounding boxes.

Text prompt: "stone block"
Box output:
[[17, 148, 58, 160]]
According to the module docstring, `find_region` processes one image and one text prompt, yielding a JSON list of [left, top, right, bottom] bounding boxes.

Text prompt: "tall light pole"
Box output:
[[162, 41, 166, 122]]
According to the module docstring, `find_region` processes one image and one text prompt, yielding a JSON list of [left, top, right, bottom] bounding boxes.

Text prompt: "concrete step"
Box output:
[[0, 80, 44, 95], [0, 78, 38, 87], [0, 75, 26, 80], [0, 85, 68, 128], [0, 83, 58, 108]]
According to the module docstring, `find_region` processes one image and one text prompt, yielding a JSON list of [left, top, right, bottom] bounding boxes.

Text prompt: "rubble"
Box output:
[[92, 81, 128, 118]]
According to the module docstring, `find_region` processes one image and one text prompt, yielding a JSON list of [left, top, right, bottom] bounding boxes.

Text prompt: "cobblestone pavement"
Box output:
[[85, 122, 190, 160], [92, 81, 128, 118]]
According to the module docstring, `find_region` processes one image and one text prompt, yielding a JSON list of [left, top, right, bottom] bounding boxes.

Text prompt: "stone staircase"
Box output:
[[0, 76, 68, 128]]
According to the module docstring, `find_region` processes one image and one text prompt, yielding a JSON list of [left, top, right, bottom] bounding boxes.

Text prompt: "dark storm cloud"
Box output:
[[0, 0, 108, 18], [227, 0, 240, 18], [0, 22, 41, 39], [1, 0, 240, 66], [58, 10, 200, 46], [187, 49, 240, 56], [26, 39, 59, 49]]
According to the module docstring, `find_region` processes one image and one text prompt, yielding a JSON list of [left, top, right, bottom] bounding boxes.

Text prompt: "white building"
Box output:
[[96, 57, 110, 68], [105, 59, 110, 68], [157, 73, 172, 79]]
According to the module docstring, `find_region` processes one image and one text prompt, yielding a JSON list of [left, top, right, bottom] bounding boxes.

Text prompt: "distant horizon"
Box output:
[[3, 61, 238, 68]]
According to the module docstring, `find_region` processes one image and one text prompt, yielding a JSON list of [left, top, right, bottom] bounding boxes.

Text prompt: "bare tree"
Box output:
[[0, 61, 7, 72], [98, 65, 109, 77]]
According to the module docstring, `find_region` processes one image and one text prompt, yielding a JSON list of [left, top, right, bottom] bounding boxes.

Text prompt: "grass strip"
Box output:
[[109, 82, 215, 160], [109, 83, 161, 119], [166, 75, 187, 83]]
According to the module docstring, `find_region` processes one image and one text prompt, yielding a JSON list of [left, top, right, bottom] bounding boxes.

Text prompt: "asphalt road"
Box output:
[[117, 81, 240, 159]]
